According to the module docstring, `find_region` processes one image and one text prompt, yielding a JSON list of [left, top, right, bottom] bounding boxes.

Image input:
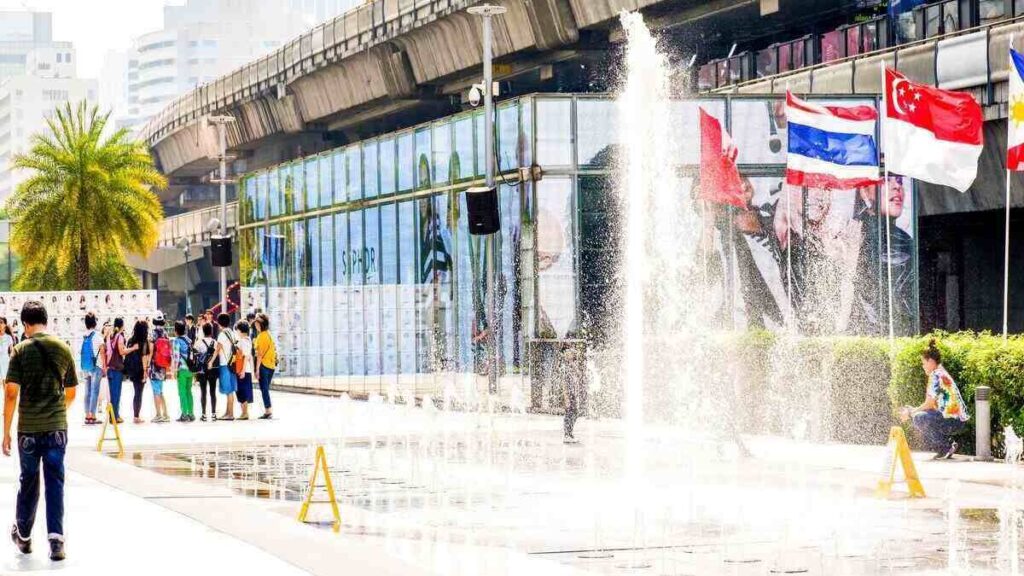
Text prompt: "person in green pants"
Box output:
[[171, 320, 195, 422]]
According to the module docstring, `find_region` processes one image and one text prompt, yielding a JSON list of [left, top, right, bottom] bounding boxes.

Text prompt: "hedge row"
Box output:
[[694, 331, 1024, 455]]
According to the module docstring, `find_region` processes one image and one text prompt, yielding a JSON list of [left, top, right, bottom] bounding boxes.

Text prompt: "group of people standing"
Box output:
[[77, 310, 278, 425]]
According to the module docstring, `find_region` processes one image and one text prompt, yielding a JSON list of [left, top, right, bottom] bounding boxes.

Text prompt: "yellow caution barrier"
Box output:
[[876, 426, 926, 499], [96, 404, 124, 458], [298, 445, 341, 533]]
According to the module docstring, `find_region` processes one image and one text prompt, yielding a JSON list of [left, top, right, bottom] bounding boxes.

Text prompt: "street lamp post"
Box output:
[[468, 3, 507, 396], [175, 238, 192, 315], [208, 115, 236, 315]]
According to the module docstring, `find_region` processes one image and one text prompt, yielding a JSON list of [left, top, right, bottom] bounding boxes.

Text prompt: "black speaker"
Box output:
[[211, 236, 233, 267], [465, 186, 500, 235]]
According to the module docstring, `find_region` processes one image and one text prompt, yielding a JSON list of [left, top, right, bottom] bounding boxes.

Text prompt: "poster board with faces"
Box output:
[[0, 290, 157, 355]]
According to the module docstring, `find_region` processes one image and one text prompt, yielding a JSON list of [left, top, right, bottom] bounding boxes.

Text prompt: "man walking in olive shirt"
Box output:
[[2, 301, 77, 561]]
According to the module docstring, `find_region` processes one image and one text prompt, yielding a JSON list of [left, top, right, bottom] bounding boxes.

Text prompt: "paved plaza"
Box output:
[[0, 389, 1019, 575]]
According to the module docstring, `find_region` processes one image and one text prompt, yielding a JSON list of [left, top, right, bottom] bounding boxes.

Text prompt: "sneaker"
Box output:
[[115, 418, 124, 425], [10, 525, 30, 554], [258, 413, 273, 420], [151, 416, 161, 423], [176, 415, 186, 422], [945, 441, 959, 460], [48, 537, 64, 561], [200, 414, 207, 422]]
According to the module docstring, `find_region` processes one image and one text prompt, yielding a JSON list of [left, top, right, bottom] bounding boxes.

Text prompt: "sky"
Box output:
[[0, 0, 179, 78]]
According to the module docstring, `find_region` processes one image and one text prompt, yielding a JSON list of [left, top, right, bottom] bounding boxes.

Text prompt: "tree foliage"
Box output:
[[8, 101, 165, 291]]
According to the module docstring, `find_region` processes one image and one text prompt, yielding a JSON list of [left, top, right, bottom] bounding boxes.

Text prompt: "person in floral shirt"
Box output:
[[903, 339, 969, 460]]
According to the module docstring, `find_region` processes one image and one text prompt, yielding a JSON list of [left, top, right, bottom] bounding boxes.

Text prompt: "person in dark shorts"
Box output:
[[235, 320, 254, 420], [3, 300, 78, 561]]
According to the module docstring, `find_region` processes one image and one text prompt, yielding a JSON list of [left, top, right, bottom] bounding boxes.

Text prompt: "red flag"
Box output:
[[699, 107, 746, 208], [883, 68, 983, 192]]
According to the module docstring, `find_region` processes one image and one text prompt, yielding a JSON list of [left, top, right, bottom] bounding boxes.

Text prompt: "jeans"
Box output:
[[82, 368, 103, 416], [258, 365, 274, 410], [107, 369, 124, 420], [15, 430, 67, 540], [913, 410, 966, 453]]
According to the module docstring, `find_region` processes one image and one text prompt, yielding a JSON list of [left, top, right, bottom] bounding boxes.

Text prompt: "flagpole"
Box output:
[[1004, 167, 1012, 341], [786, 183, 794, 330], [881, 63, 896, 346], [1005, 35, 1016, 342]]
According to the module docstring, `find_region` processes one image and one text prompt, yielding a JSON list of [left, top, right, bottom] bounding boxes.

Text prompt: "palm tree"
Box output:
[[8, 101, 166, 291]]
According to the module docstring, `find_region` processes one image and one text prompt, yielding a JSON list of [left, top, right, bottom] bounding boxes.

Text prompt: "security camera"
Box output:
[[468, 84, 483, 107]]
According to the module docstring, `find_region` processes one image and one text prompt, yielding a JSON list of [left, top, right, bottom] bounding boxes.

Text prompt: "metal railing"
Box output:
[[139, 0, 469, 146], [157, 202, 238, 247]]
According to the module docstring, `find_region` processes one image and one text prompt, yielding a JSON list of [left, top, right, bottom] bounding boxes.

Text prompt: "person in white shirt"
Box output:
[[212, 313, 237, 420], [234, 321, 255, 420], [79, 313, 104, 424]]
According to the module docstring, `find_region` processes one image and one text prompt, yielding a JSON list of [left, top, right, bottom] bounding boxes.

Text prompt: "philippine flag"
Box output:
[[1008, 49, 1024, 171], [785, 92, 881, 189], [884, 68, 983, 192]]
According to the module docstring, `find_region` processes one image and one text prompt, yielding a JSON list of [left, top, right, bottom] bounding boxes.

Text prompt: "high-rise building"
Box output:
[[0, 11, 95, 203], [106, 0, 359, 131]]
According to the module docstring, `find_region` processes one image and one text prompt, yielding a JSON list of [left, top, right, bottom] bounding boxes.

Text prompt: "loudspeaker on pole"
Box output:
[[465, 186, 500, 236], [211, 236, 233, 267]]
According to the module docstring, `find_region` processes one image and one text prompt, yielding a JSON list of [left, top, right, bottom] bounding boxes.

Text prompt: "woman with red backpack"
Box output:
[[149, 314, 172, 423]]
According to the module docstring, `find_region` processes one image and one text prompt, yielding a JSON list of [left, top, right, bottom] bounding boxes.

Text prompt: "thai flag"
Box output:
[[785, 91, 881, 190]]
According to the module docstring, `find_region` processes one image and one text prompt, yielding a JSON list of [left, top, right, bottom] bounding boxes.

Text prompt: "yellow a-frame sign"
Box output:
[[297, 445, 341, 533], [876, 426, 926, 498], [96, 404, 124, 458]]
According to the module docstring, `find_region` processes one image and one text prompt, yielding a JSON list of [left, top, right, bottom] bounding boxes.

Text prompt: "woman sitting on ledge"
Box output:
[[901, 339, 970, 460]]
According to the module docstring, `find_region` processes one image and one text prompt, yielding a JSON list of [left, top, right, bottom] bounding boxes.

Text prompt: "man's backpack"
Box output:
[[176, 336, 198, 372], [153, 336, 172, 369]]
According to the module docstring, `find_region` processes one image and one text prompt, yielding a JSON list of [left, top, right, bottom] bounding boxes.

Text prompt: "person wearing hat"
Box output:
[[148, 313, 171, 423]]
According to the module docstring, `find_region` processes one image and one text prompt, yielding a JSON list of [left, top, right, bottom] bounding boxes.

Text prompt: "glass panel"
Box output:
[[497, 102, 518, 172], [578, 175, 617, 342], [257, 172, 268, 220], [363, 140, 379, 199], [347, 146, 361, 202], [497, 182, 523, 375], [863, 22, 878, 52], [304, 158, 318, 211], [364, 206, 381, 385], [1018, 0, 1024, 17], [397, 132, 414, 192], [756, 47, 776, 77], [926, 6, 942, 37], [820, 30, 842, 62], [380, 203, 398, 387], [475, 112, 485, 177], [291, 219, 309, 287], [349, 210, 365, 386], [536, 177, 577, 338], [398, 201, 417, 379], [433, 122, 452, 185], [318, 156, 331, 209], [728, 56, 743, 83], [793, 39, 806, 69], [455, 189, 483, 375], [716, 60, 729, 86], [577, 99, 618, 168], [414, 196, 436, 387], [290, 162, 304, 214], [267, 224, 285, 288], [334, 213, 350, 379], [380, 137, 396, 195], [943, 1, 960, 32], [332, 150, 346, 205], [321, 214, 334, 286], [415, 127, 432, 190], [536, 99, 572, 167], [845, 26, 860, 57], [698, 63, 716, 90], [310, 216, 322, 286], [241, 176, 256, 225], [778, 44, 792, 73], [453, 116, 474, 182], [435, 193, 455, 374], [521, 97, 533, 167]]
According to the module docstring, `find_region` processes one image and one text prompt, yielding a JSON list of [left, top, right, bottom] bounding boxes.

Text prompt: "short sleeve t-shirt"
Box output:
[[254, 331, 277, 370], [216, 329, 234, 366], [172, 336, 191, 370], [239, 337, 254, 375], [6, 333, 79, 434], [928, 366, 970, 422]]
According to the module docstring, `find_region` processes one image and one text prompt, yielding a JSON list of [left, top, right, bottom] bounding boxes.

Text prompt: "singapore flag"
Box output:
[[883, 68, 983, 193]]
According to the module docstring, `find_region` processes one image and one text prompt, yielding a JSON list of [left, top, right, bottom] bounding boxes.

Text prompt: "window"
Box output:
[[577, 99, 617, 168], [414, 128, 431, 190], [820, 30, 842, 62], [55, 53, 62, 63], [397, 132, 413, 192], [318, 155, 331, 209], [453, 117, 474, 181], [42, 90, 69, 101], [432, 122, 451, 185], [497, 103, 518, 172], [536, 99, 572, 167], [845, 26, 861, 57], [332, 149, 345, 204], [379, 137, 396, 195], [65, 53, 71, 63], [756, 47, 777, 77], [304, 158, 318, 211], [363, 141, 379, 199]]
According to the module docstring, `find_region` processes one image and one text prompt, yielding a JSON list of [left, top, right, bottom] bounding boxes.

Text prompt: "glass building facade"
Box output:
[[238, 94, 917, 406]]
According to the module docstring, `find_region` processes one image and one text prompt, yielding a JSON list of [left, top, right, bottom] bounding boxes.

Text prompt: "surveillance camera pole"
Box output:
[[209, 115, 235, 316], [469, 3, 506, 396]]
